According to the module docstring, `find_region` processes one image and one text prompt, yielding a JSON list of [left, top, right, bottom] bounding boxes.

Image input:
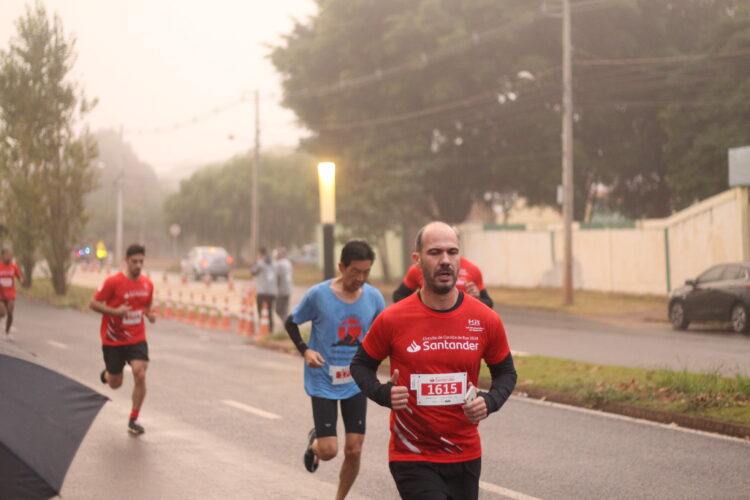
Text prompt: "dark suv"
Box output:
[[668, 262, 750, 333]]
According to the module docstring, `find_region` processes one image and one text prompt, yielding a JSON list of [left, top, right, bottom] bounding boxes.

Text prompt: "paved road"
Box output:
[[500, 306, 750, 376], [6, 299, 749, 499], [69, 267, 750, 376]]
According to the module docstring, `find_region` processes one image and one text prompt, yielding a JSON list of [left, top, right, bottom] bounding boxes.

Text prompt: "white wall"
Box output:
[[459, 187, 750, 296]]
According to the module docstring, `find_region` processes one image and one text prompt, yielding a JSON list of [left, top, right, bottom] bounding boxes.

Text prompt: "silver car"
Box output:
[[182, 246, 233, 280]]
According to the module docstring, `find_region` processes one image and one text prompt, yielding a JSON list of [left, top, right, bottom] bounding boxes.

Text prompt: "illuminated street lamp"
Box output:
[[317, 162, 336, 280]]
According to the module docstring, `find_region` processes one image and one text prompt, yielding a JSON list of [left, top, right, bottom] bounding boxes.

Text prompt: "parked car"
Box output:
[[668, 262, 750, 333], [182, 246, 233, 280]]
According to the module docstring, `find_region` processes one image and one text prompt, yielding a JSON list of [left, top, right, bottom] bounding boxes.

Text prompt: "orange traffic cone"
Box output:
[[175, 291, 184, 321], [164, 290, 174, 319], [237, 297, 247, 334], [198, 294, 208, 326], [247, 305, 256, 336], [259, 302, 270, 338], [208, 296, 219, 329], [154, 290, 162, 317], [204, 273, 211, 288], [227, 274, 235, 292], [220, 296, 232, 330], [162, 271, 168, 283], [186, 292, 196, 324]]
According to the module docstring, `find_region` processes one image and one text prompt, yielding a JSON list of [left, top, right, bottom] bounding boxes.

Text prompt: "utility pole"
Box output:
[[251, 89, 260, 259], [562, 0, 574, 305], [115, 126, 124, 267]]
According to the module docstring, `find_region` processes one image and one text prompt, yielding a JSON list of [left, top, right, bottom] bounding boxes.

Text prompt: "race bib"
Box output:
[[410, 372, 467, 406], [0, 277, 12, 287], [122, 310, 143, 325], [329, 365, 353, 385]]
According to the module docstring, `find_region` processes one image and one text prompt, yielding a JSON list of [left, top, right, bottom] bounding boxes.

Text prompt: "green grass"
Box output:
[[503, 355, 750, 425], [17, 278, 95, 311], [485, 286, 667, 318]]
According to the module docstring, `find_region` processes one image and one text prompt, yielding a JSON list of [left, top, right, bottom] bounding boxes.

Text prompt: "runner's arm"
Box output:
[[350, 346, 394, 408], [479, 353, 517, 414], [285, 315, 308, 356], [392, 282, 414, 303], [478, 289, 494, 309], [89, 298, 129, 317]]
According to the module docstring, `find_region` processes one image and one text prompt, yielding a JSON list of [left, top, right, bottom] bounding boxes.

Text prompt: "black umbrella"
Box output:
[[0, 341, 108, 499]]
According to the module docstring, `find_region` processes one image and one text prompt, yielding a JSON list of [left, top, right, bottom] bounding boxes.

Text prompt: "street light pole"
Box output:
[[317, 162, 336, 280], [251, 89, 260, 259], [562, 0, 575, 305], [115, 126, 124, 267]]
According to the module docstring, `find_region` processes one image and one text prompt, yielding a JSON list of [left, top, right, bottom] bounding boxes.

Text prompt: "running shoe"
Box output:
[[303, 427, 319, 473], [128, 419, 145, 435], [99, 369, 107, 384], [4, 332, 14, 342]]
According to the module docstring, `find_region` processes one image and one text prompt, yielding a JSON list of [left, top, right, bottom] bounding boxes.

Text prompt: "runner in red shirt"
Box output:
[[89, 244, 155, 435], [0, 248, 23, 341], [351, 222, 516, 500], [392, 256, 494, 309]]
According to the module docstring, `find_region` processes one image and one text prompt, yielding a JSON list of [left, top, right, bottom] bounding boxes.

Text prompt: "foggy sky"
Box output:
[[0, 0, 316, 179]]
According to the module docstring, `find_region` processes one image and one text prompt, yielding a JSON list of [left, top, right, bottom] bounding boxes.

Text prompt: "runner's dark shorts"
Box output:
[[311, 392, 367, 438], [389, 458, 482, 500], [102, 341, 149, 375]]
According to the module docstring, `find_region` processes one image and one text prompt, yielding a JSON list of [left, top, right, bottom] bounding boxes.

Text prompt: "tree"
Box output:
[[164, 149, 318, 262], [271, 0, 750, 231], [0, 2, 98, 293], [86, 129, 167, 255]]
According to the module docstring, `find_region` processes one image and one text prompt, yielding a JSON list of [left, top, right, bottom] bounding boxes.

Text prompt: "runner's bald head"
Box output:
[[415, 222, 459, 253]]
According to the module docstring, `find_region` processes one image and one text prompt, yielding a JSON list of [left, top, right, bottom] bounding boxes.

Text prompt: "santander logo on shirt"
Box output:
[[407, 335, 479, 353]]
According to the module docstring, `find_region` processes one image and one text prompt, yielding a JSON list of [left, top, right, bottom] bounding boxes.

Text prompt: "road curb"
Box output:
[[511, 383, 750, 440]]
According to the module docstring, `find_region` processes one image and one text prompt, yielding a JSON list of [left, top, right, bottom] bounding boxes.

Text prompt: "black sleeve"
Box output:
[[350, 345, 393, 408], [392, 282, 415, 303], [479, 353, 517, 414], [284, 315, 308, 356], [478, 289, 494, 309]]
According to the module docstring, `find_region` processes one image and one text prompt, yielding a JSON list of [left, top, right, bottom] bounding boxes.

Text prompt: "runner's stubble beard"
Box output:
[[422, 263, 457, 295]]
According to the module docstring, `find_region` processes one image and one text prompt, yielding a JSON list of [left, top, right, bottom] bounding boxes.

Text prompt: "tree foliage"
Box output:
[[164, 150, 318, 261], [86, 129, 167, 255], [271, 0, 750, 235], [0, 2, 98, 293]]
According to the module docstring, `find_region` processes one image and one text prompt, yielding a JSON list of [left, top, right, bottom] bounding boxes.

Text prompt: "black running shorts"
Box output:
[[102, 341, 149, 375], [311, 392, 367, 438], [389, 458, 482, 500]]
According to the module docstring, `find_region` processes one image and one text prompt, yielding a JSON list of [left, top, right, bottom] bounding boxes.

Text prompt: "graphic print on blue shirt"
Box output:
[[292, 280, 385, 399]]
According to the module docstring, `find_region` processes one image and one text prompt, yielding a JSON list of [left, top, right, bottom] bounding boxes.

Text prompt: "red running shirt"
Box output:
[[93, 272, 153, 346], [403, 257, 485, 293], [0, 262, 21, 300], [362, 293, 510, 463]]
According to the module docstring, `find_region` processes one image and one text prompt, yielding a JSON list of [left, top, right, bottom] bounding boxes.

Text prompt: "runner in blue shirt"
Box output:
[[285, 240, 385, 500]]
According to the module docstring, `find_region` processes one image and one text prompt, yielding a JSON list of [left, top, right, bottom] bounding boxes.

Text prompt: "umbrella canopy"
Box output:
[[0, 341, 108, 499]]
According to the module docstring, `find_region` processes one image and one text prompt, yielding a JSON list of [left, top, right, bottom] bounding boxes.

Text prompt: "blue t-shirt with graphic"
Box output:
[[292, 280, 386, 399]]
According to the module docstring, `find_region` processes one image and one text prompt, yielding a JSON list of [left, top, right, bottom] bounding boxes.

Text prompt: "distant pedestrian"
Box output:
[[0, 248, 23, 341], [251, 247, 278, 332], [89, 243, 156, 435], [274, 247, 293, 327]]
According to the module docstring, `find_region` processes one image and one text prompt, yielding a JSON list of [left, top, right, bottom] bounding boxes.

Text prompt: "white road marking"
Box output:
[[512, 395, 750, 444], [222, 399, 281, 420], [480, 481, 542, 500], [47, 340, 68, 349]]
